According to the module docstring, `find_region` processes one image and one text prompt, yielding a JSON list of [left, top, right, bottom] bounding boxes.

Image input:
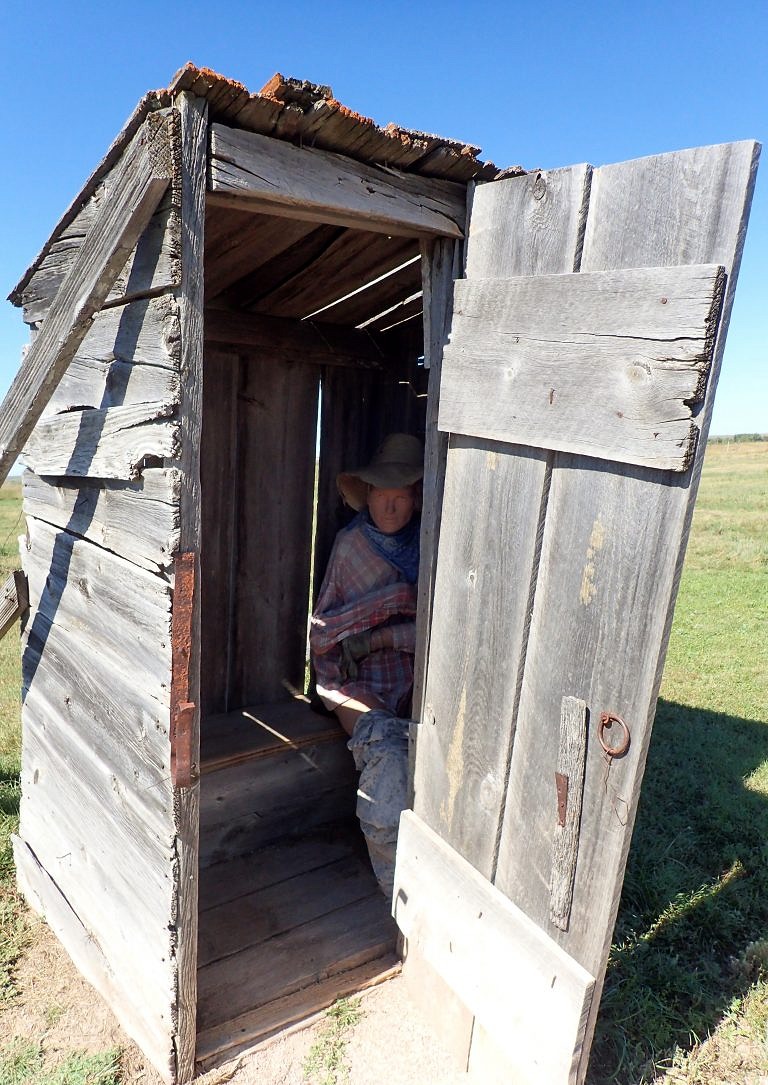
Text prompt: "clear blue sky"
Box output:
[[0, 0, 764, 435]]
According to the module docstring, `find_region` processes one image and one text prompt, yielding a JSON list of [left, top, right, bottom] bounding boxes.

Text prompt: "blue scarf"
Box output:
[[359, 510, 420, 584]]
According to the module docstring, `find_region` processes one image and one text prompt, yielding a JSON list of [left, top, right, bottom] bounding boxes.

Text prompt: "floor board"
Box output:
[[196, 826, 397, 1038]]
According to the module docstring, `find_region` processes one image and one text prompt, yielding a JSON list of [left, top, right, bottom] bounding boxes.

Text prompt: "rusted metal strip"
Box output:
[[555, 771, 569, 828], [171, 551, 197, 788], [550, 695, 589, 931]]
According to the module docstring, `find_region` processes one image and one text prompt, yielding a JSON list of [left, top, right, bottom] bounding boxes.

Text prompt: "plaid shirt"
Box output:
[[310, 518, 417, 715]]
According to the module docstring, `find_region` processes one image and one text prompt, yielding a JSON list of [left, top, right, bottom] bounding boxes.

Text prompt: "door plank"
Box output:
[[209, 124, 466, 239], [493, 140, 759, 1079], [413, 165, 592, 875], [439, 264, 726, 470], [0, 571, 28, 640], [394, 811, 595, 1085], [21, 400, 179, 481], [414, 436, 550, 873], [0, 113, 173, 485], [22, 468, 180, 574], [197, 892, 395, 1028]]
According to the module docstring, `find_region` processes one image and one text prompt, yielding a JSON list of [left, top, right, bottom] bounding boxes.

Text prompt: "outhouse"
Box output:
[[1, 64, 758, 1084]]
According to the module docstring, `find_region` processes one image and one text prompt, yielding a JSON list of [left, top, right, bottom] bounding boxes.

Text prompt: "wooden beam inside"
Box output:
[[208, 124, 466, 239], [394, 811, 596, 1085], [204, 309, 387, 370]]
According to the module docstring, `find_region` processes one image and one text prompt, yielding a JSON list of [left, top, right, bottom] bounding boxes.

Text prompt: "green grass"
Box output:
[[0, 1041, 120, 1085], [0, 479, 26, 1007], [303, 998, 363, 1085], [589, 441, 768, 1083]]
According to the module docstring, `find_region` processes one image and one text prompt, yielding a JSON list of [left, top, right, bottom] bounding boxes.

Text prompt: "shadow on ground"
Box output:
[[588, 698, 768, 1083]]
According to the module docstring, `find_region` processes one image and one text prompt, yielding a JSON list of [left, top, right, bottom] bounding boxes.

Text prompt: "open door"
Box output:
[[394, 141, 759, 1084]]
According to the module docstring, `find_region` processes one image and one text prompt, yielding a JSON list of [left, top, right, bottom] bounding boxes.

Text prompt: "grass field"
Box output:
[[591, 440, 768, 1083], [0, 442, 766, 1083]]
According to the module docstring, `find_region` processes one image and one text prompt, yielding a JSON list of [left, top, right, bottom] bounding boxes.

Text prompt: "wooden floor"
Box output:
[[195, 703, 399, 1064]]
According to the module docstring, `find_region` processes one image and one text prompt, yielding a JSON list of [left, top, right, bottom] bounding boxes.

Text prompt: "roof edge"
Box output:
[[9, 90, 172, 307]]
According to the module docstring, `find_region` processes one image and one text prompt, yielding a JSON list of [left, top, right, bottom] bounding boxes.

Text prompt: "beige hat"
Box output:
[[337, 433, 424, 511]]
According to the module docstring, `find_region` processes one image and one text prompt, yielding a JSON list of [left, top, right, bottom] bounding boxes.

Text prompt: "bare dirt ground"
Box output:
[[2, 912, 475, 1085]]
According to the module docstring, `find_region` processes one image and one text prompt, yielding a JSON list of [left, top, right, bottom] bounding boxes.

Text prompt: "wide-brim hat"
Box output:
[[337, 433, 424, 511]]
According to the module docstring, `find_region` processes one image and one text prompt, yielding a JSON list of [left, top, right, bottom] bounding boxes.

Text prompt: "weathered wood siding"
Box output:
[[13, 98, 205, 1084]]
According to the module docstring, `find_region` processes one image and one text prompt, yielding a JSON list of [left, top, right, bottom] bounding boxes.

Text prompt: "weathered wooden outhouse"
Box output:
[[1, 64, 759, 1084]]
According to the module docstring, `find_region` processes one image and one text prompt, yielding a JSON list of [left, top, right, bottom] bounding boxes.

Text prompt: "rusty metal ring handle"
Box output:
[[598, 713, 631, 758]]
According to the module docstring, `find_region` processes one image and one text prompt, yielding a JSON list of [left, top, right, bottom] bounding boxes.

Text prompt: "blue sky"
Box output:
[[0, 0, 764, 435]]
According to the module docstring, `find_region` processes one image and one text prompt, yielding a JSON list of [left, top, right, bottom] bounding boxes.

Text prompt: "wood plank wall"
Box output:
[[14, 103, 193, 1082]]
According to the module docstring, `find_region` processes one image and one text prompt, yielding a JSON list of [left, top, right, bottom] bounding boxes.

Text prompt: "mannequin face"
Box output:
[[367, 485, 417, 534]]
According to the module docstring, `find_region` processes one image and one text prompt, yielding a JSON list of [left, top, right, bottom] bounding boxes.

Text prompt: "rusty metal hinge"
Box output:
[[170, 551, 198, 788]]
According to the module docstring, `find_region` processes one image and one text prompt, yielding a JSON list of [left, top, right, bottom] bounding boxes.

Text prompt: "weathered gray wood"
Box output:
[[414, 166, 592, 874], [310, 255, 422, 326], [439, 264, 726, 471], [550, 697, 588, 931], [313, 365, 377, 606], [464, 166, 592, 279], [219, 222, 345, 311], [412, 238, 459, 724], [21, 400, 179, 481], [195, 955, 400, 1068], [492, 141, 759, 1083], [230, 353, 319, 704], [67, 294, 181, 371], [204, 308, 387, 369], [20, 193, 180, 327], [0, 114, 173, 485], [172, 90, 207, 1085], [22, 469, 180, 572], [22, 515, 172, 691], [362, 291, 423, 333], [393, 811, 596, 1085], [200, 739, 356, 866], [44, 356, 181, 416], [199, 854, 379, 967], [0, 570, 28, 640], [43, 294, 182, 415], [24, 673, 171, 838], [200, 347, 239, 716], [200, 700, 346, 772], [19, 709, 176, 953], [204, 208, 321, 301], [415, 437, 550, 872], [197, 892, 394, 1029], [198, 833, 361, 912], [13, 836, 176, 1082], [23, 609, 171, 786], [209, 124, 466, 238]]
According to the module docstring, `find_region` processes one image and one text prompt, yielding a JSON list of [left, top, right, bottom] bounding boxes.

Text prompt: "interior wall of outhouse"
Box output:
[[199, 210, 429, 719]]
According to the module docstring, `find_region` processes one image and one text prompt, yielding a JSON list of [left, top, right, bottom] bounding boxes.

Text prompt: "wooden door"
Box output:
[[394, 141, 759, 1084]]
